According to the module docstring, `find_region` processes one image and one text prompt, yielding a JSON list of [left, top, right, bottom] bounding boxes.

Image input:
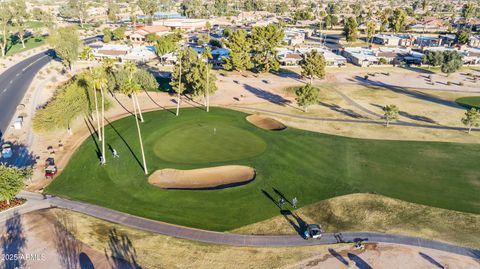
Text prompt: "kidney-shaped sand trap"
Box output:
[[148, 165, 256, 189], [246, 114, 286, 131]]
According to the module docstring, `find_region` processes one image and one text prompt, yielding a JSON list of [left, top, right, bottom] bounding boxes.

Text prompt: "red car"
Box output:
[[45, 158, 57, 179]]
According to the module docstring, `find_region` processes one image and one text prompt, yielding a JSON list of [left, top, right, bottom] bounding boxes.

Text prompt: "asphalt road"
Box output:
[[0, 51, 54, 138], [0, 36, 101, 139]]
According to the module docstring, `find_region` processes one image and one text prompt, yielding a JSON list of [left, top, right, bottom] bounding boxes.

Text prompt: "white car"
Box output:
[[304, 224, 322, 239]]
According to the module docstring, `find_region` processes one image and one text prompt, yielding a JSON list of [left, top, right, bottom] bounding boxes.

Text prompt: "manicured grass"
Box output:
[[154, 122, 266, 163], [456, 96, 480, 109], [46, 108, 480, 231], [5, 36, 45, 56]]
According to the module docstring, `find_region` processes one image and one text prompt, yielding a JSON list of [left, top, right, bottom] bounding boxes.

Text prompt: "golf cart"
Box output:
[[304, 224, 322, 239], [45, 157, 57, 179], [1, 143, 13, 159]]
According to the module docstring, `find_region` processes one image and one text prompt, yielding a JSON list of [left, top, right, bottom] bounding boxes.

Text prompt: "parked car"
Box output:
[[304, 224, 322, 239]]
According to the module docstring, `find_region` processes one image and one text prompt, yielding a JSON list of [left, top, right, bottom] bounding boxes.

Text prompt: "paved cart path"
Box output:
[[0, 192, 474, 260]]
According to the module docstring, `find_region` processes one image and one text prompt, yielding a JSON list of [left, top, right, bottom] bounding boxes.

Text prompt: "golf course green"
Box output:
[[46, 108, 480, 231], [456, 96, 480, 109]]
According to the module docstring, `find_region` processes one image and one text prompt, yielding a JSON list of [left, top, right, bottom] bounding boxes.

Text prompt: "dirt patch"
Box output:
[[148, 165, 256, 189], [247, 114, 286, 130]]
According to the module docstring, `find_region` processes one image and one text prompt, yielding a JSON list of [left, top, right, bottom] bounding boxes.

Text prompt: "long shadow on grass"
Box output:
[[105, 118, 144, 173], [143, 90, 176, 115], [262, 189, 308, 237], [84, 117, 101, 159], [353, 76, 461, 109], [105, 228, 142, 269]]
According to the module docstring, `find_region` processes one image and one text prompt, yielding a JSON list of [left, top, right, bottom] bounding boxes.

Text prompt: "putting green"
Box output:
[[154, 122, 266, 163], [456, 96, 480, 109], [46, 107, 480, 231]]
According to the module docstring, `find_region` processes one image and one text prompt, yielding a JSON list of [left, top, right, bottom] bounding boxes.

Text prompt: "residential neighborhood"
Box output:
[[0, 0, 479, 268]]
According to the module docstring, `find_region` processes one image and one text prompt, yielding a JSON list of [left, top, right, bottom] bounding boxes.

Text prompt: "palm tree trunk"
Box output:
[[206, 65, 210, 112], [93, 86, 102, 141], [133, 94, 148, 174], [134, 94, 144, 122], [176, 92, 181, 116], [101, 88, 106, 164]]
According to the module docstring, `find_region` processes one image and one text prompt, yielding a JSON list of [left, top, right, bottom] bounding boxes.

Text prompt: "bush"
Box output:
[[379, 58, 388, 64], [33, 72, 109, 133]]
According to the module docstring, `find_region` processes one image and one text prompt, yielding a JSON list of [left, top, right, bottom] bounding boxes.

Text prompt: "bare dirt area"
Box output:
[[288, 243, 480, 269], [246, 114, 286, 130], [0, 209, 130, 269], [148, 165, 256, 189], [232, 193, 480, 249]]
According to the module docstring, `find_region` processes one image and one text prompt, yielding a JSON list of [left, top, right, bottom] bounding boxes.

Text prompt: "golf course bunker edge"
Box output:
[[246, 114, 286, 131], [148, 165, 256, 190]]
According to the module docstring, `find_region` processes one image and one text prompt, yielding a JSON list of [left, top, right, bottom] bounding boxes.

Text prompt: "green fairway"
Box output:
[[154, 122, 266, 163], [5, 36, 45, 56], [46, 108, 480, 231], [456, 96, 480, 109]]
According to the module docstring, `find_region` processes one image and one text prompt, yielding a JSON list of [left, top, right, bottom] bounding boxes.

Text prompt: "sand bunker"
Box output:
[[246, 114, 286, 131], [148, 165, 256, 189]]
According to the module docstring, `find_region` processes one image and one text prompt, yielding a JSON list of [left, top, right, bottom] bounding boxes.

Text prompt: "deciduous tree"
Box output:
[[251, 24, 284, 73], [295, 84, 320, 112], [383, 104, 399, 127], [223, 29, 253, 72], [462, 108, 480, 134], [0, 165, 31, 205], [300, 50, 326, 84], [47, 26, 81, 70], [343, 16, 358, 42]]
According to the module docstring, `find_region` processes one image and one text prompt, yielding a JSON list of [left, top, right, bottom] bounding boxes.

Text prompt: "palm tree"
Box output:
[[80, 46, 95, 61], [90, 68, 102, 142], [202, 47, 213, 112], [123, 61, 144, 122], [91, 67, 108, 163], [122, 78, 148, 175]]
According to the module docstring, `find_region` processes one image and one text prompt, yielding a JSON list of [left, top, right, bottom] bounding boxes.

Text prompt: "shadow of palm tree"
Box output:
[[354, 77, 461, 109], [347, 253, 372, 269], [53, 211, 82, 269], [105, 228, 142, 269], [328, 248, 349, 265], [419, 252, 444, 268], [105, 118, 144, 172], [370, 103, 438, 124], [79, 252, 95, 269], [1, 212, 26, 269], [319, 102, 366, 119], [243, 84, 292, 106]]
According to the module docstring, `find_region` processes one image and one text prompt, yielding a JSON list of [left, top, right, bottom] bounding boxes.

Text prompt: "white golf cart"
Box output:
[[304, 224, 322, 239]]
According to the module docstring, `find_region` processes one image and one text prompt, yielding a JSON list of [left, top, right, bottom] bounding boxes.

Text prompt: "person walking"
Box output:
[[112, 149, 119, 158], [292, 197, 298, 208]]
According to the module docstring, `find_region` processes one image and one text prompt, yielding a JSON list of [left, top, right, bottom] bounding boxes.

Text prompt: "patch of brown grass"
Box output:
[[46, 208, 336, 269], [231, 193, 480, 249]]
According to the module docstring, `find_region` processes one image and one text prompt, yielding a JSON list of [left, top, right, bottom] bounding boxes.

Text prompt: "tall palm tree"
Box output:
[[201, 47, 213, 112], [90, 68, 102, 142], [91, 67, 108, 163], [123, 61, 144, 122], [122, 77, 148, 175]]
